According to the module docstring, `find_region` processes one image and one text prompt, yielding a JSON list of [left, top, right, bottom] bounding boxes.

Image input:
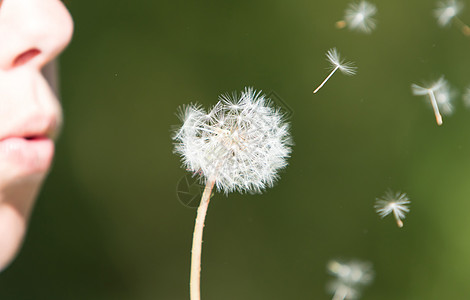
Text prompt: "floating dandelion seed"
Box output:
[[434, 0, 470, 36], [327, 259, 374, 300], [375, 190, 410, 228], [435, 0, 463, 26], [411, 76, 453, 126], [173, 88, 292, 300], [336, 1, 377, 34], [313, 48, 357, 94], [327, 260, 374, 286]]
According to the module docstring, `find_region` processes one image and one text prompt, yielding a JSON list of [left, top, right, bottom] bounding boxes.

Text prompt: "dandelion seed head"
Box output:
[[344, 1, 377, 33], [435, 0, 463, 27], [173, 88, 292, 194], [375, 190, 410, 227], [326, 48, 357, 76]]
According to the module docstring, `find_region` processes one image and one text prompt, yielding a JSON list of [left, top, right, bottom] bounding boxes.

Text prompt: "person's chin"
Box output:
[[0, 162, 47, 272], [0, 202, 29, 273], [0, 136, 55, 271]]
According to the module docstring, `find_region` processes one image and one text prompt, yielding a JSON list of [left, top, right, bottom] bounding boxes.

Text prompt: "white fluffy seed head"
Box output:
[[435, 0, 463, 27], [326, 48, 357, 76], [375, 190, 410, 226], [173, 88, 292, 194], [344, 1, 378, 33]]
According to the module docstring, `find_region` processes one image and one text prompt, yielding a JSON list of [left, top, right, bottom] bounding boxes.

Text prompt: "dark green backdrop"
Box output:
[[1, 0, 470, 299]]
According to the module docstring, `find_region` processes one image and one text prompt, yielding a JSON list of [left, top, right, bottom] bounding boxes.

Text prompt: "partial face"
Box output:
[[0, 0, 73, 271]]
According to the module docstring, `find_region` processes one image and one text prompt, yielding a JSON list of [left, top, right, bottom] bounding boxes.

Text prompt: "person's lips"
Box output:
[[0, 137, 55, 174], [0, 69, 63, 177], [0, 115, 59, 175]]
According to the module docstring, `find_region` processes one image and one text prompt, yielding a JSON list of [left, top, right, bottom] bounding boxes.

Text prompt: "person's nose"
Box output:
[[0, 0, 73, 71]]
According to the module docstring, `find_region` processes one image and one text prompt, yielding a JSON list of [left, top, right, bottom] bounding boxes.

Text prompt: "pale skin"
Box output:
[[0, 0, 73, 271]]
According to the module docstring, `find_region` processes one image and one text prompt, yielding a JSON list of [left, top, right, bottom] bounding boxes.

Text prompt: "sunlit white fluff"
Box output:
[[411, 76, 453, 125], [435, 81, 455, 115], [327, 260, 374, 286], [344, 1, 377, 33], [326, 48, 357, 76], [313, 48, 357, 94], [327, 259, 374, 300], [435, 0, 463, 27], [173, 88, 292, 194], [374, 190, 410, 228]]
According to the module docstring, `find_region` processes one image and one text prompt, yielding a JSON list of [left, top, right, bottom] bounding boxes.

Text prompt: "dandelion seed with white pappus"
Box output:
[[336, 1, 377, 34], [435, 0, 470, 36], [411, 76, 454, 126], [326, 259, 374, 300], [375, 190, 410, 228], [173, 88, 292, 300], [313, 48, 357, 94]]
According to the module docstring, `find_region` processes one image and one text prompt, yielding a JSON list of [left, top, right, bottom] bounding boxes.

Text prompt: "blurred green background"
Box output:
[[2, 0, 470, 299]]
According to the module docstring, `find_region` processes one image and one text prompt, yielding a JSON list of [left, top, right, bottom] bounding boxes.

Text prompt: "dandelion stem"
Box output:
[[427, 90, 443, 126], [453, 17, 470, 36], [190, 178, 215, 300], [335, 20, 347, 29], [314, 66, 339, 94], [332, 285, 348, 300], [396, 218, 404, 228], [393, 211, 404, 228]]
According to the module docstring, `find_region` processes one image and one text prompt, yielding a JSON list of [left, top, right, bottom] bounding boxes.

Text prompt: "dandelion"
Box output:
[[173, 88, 292, 300], [313, 48, 357, 94], [375, 190, 410, 228], [411, 76, 453, 126], [434, 0, 470, 36], [327, 259, 374, 300], [336, 1, 377, 34]]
